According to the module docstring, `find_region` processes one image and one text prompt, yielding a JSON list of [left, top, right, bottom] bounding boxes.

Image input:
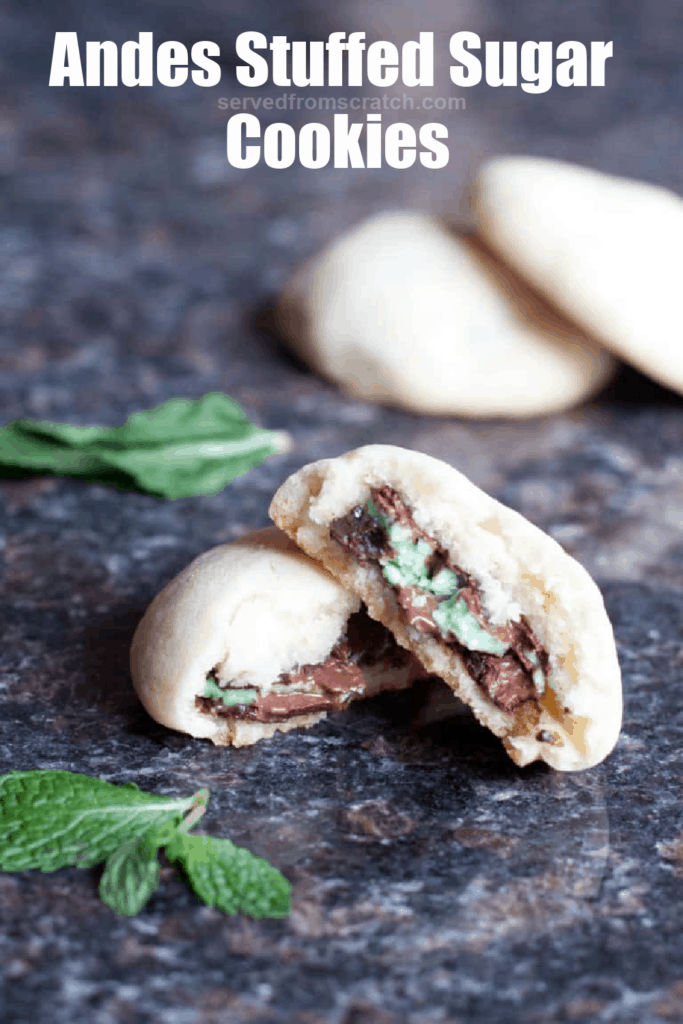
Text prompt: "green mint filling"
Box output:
[[366, 498, 389, 527], [203, 677, 258, 706], [371, 506, 443, 594], [526, 650, 546, 695], [384, 537, 433, 589], [367, 499, 460, 599], [432, 595, 509, 655], [429, 566, 460, 595], [366, 496, 548, 693], [366, 499, 508, 657]]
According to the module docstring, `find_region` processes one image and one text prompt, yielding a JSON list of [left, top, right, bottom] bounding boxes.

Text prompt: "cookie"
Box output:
[[270, 446, 623, 771], [275, 211, 615, 418], [130, 526, 421, 747], [472, 155, 683, 393]]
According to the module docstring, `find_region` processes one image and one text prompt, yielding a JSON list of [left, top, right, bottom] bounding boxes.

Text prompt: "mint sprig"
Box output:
[[0, 771, 291, 919], [99, 831, 162, 917], [165, 832, 292, 919], [0, 393, 290, 499], [0, 771, 202, 872]]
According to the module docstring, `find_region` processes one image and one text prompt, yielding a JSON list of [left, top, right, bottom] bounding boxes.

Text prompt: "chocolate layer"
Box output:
[[195, 610, 413, 723], [330, 486, 548, 714]]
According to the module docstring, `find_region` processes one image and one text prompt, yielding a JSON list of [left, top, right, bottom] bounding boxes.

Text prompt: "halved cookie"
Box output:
[[270, 445, 623, 771], [130, 526, 421, 746]]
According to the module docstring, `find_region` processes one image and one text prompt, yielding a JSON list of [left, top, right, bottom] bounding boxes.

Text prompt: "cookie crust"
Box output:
[[276, 211, 614, 418], [269, 445, 623, 771], [130, 528, 364, 746], [472, 156, 683, 394]]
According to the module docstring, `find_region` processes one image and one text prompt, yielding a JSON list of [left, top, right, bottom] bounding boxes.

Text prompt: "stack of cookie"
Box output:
[[275, 157, 683, 417]]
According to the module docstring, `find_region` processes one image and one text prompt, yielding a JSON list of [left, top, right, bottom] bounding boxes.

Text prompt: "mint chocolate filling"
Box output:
[[195, 611, 413, 724], [330, 486, 549, 714], [203, 676, 258, 707]]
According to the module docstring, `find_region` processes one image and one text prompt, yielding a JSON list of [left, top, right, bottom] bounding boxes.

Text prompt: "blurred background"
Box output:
[[1, 0, 681, 426]]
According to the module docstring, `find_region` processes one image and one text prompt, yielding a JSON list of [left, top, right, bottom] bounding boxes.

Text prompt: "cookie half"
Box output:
[[270, 446, 623, 771], [472, 155, 683, 394], [130, 527, 421, 747]]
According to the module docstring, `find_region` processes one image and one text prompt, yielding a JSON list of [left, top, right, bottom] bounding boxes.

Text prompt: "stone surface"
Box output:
[[1, 2, 683, 1023]]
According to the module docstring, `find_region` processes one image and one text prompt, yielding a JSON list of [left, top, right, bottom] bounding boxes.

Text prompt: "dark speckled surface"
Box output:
[[1, 2, 683, 1022]]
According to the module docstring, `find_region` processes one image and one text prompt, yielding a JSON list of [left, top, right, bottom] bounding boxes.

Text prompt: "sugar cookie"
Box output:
[[270, 445, 623, 771], [276, 211, 614, 417], [473, 155, 683, 393], [130, 527, 420, 746]]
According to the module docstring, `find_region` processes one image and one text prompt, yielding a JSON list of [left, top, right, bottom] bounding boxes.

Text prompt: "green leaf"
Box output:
[[102, 393, 253, 448], [0, 393, 288, 499], [0, 771, 295, 922], [99, 831, 162, 917], [12, 421, 111, 447], [165, 832, 292, 919], [0, 423, 108, 476], [0, 771, 206, 872]]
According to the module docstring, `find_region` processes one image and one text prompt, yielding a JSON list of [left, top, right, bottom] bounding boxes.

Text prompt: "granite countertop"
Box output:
[[1, 2, 682, 1022]]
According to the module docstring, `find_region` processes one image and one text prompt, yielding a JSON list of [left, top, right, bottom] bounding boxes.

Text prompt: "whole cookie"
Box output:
[[472, 156, 683, 394], [270, 445, 623, 772], [130, 526, 421, 747], [276, 211, 614, 418]]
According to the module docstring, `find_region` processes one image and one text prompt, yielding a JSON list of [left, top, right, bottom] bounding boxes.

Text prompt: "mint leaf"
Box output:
[[0, 772, 292, 921], [165, 832, 292, 919], [0, 771, 205, 872], [11, 421, 110, 447], [0, 393, 289, 499], [99, 831, 162, 917]]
